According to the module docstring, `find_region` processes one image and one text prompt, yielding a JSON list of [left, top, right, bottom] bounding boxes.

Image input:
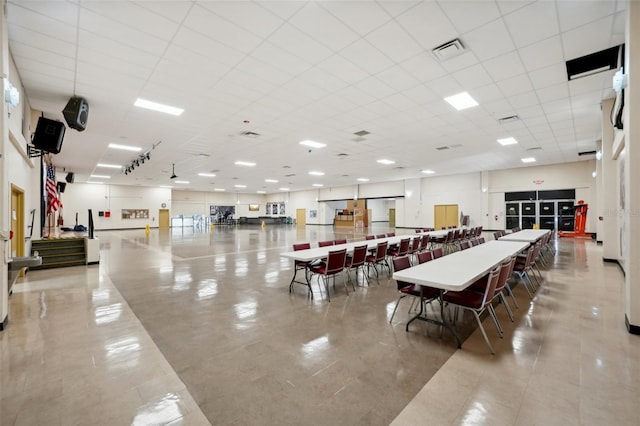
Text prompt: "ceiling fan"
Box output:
[[170, 163, 177, 179]]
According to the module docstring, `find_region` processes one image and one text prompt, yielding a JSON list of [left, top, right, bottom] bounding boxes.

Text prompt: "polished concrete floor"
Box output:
[[1, 225, 638, 425]]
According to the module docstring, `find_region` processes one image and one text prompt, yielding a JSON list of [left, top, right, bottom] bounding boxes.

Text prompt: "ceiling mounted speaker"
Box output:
[[32, 117, 65, 154], [62, 96, 89, 131], [65, 172, 74, 183]]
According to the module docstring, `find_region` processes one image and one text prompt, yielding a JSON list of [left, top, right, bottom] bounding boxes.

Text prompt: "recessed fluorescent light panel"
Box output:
[[108, 143, 141, 152], [174, 180, 190, 184], [265, 179, 278, 183], [134, 98, 184, 116], [90, 175, 110, 179], [235, 161, 256, 167], [214, 188, 225, 192], [279, 187, 290, 191], [198, 173, 216, 177], [421, 170, 435, 174], [312, 184, 323, 187], [357, 178, 370, 182], [234, 185, 247, 188], [86, 181, 104, 185], [160, 185, 173, 188], [308, 171, 324, 176], [377, 159, 395, 165], [521, 157, 536, 163], [444, 91, 478, 110], [96, 163, 122, 169], [299, 140, 327, 149], [497, 137, 518, 146], [256, 190, 266, 194]]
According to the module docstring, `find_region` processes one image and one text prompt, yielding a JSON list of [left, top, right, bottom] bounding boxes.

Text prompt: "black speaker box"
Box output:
[[32, 117, 66, 154], [65, 173, 75, 183], [62, 96, 89, 131], [57, 182, 67, 193]]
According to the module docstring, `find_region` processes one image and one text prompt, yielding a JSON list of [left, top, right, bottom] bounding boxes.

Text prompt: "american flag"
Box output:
[[46, 163, 62, 214]]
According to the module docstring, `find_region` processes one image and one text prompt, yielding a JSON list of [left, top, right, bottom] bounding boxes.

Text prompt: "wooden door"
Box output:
[[445, 204, 459, 228], [296, 209, 306, 227], [388, 208, 396, 227], [10, 186, 24, 258], [434, 204, 459, 229], [158, 209, 170, 228]]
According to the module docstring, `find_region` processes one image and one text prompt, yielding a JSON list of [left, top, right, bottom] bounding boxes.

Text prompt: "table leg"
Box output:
[[405, 289, 462, 349]]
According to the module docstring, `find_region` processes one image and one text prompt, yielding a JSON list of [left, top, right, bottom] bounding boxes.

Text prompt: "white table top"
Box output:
[[391, 240, 530, 291], [498, 229, 550, 243], [280, 228, 460, 262]]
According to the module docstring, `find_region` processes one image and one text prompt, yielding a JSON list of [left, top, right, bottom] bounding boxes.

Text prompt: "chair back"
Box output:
[[409, 237, 420, 254], [334, 239, 347, 245], [376, 234, 386, 239], [350, 245, 368, 267], [415, 229, 422, 233], [453, 229, 460, 240], [417, 251, 433, 264], [477, 226, 483, 236], [432, 247, 444, 259], [532, 240, 542, 263], [494, 257, 515, 293], [477, 237, 485, 244], [374, 241, 388, 261], [397, 238, 410, 256], [365, 235, 375, 240], [460, 240, 471, 250], [326, 249, 347, 274], [479, 265, 502, 308], [293, 243, 311, 251], [493, 231, 502, 240], [419, 235, 430, 251], [387, 232, 395, 237], [319, 240, 334, 247], [392, 256, 413, 290], [470, 238, 479, 246]]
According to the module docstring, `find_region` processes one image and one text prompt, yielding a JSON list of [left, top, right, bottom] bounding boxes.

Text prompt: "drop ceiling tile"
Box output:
[[297, 67, 350, 93], [132, 1, 193, 23], [452, 64, 493, 89], [528, 62, 568, 89], [439, 51, 480, 73], [375, 66, 420, 92], [78, 29, 160, 69], [269, 23, 334, 64], [250, 42, 313, 76], [400, 84, 439, 106], [482, 51, 526, 82], [172, 27, 245, 68], [561, 16, 615, 59], [255, 1, 307, 21], [568, 75, 610, 97], [82, 1, 179, 41], [316, 54, 369, 85], [438, 0, 501, 34], [161, 45, 233, 79], [466, 83, 503, 104], [379, 1, 422, 18], [10, 1, 79, 25], [198, 1, 283, 39], [288, 2, 359, 51], [557, 0, 617, 32], [463, 19, 515, 61], [509, 91, 540, 109], [16, 58, 74, 82], [354, 76, 396, 100], [536, 82, 570, 103], [8, 25, 77, 58], [339, 39, 395, 75], [425, 75, 464, 98], [7, 5, 77, 43], [235, 56, 294, 87], [399, 52, 448, 83], [183, 4, 262, 54], [396, 2, 459, 50], [518, 36, 564, 72], [79, 9, 169, 56], [503, 1, 559, 48], [497, 73, 534, 97], [11, 41, 76, 71], [365, 20, 424, 63], [334, 86, 377, 107], [321, 1, 392, 36]]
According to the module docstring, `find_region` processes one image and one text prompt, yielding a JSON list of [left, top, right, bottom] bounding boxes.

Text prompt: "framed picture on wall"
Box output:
[[309, 210, 317, 218], [271, 203, 278, 215], [249, 204, 259, 211]]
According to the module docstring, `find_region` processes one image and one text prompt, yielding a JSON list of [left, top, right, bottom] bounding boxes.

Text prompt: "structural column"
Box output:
[[623, 0, 640, 332]]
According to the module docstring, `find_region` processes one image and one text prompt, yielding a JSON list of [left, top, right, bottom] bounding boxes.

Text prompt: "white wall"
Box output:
[[358, 181, 403, 198], [61, 183, 171, 229], [172, 190, 268, 218], [318, 185, 355, 201], [419, 172, 483, 229], [367, 198, 395, 222]]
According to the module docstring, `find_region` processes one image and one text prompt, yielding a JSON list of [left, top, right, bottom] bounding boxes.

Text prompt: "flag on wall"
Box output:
[[46, 163, 62, 214]]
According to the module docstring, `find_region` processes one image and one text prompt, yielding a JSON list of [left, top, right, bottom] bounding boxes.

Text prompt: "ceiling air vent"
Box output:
[[285, 173, 296, 177], [354, 130, 370, 137], [240, 131, 260, 137], [436, 146, 449, 151], [566, 45, 622, 81], [337, 153, 349, 157], [498, 115, 519, 124], [578, 150, 597, 156], [527, 147, 543, 152], [432, 39, 466, 62]]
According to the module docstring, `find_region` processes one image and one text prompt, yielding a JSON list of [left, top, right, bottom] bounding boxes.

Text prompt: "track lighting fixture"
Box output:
[[121, 142, 157, 176]]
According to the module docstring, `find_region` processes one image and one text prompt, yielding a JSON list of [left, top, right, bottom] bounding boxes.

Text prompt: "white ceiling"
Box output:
[[6, 0, 625, 193]]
